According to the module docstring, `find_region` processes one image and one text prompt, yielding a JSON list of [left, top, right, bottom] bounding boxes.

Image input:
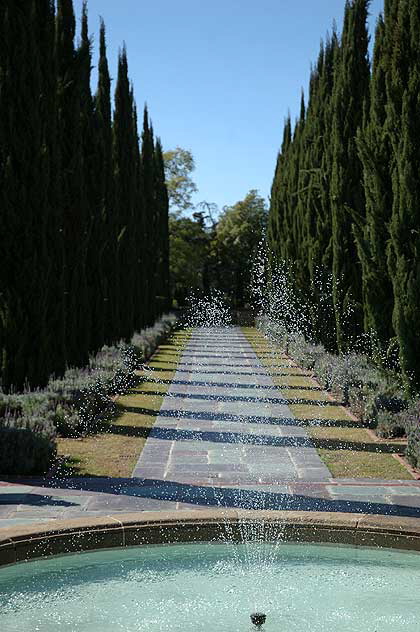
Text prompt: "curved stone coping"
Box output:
[[1, 510, 420, 568]]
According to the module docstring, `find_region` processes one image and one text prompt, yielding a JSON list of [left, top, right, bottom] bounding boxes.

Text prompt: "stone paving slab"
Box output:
[[1, 478, 420, 527], [132, 327, 331, 484]]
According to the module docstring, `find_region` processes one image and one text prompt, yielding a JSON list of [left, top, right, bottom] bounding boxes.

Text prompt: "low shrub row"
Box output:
[[0, 313, 178, 475], [0, 416, 56, 476], [258, 316, 420, 470]]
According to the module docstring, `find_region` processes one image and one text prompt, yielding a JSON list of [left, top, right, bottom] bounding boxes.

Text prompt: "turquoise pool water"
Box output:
[[1, 542, 420, 631]]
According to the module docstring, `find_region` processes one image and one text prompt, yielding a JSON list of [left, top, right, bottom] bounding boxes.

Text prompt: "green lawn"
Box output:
[[56, 330, 190, 477]]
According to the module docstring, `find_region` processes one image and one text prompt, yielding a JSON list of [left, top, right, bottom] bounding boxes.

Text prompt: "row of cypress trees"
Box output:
[[267, 0, 420, 390], [0, 0, 170, 392]]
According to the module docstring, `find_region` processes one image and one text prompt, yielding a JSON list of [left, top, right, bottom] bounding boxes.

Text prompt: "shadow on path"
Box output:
[[2, 478, 420, 518], [141, 379, 323, 392], [120, 406, 359, 430], [0, 493, 77, 507], [125, 479, 420, 516], [135, 390, 337, 407], [109, 424, 401, 454], [171, 369, 313, 377]]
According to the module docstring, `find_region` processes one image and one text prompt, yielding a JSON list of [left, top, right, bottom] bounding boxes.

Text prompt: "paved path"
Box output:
[[1, 326, 420, 528], [1, 478, 420, 527], [132, 327, 330, 483]]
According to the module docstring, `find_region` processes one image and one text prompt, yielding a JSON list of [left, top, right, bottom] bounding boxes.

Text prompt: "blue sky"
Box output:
[[74, 0, 384, 213]]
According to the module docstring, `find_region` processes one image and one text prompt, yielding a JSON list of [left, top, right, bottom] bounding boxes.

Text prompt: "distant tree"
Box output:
[[169, 216, 210, 306], [212, 190, 267, 308], [162, 147, 198, 214]]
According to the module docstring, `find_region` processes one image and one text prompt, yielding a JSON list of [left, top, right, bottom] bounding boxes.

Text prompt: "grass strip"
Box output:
[[242, 327, 411, 479], [56, 329, 191, 477]]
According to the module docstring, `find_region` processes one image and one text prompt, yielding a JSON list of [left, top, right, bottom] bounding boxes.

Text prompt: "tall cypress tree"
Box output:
[[268, 116, 292, 264], [56, 0, 90, 367], [154, 138, 170, 312], [387, 0, 420, 388], [330, 0, 370, 350], [356, 9, 394, 349], [0, 1, 171, 390], [113, 48, 137, 341], [141, 106, 157, 325], [131, 100, 146, 332], [302, 53, 323, 282], [94, 19, 118, 344], [300, 39, 337, 350], [0, 1, 53, 389], [292, 92, 309, 291], [286, 98, 305, 269], [267, 150, 282, 262], [305, 32, 338, 282], [35, 0, 66, 380], [78, 3, 104, 353], [317, 33, 339, 351]]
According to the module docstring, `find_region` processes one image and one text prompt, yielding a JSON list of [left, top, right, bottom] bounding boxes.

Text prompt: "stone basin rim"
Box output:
[[1, 509, 420, 568]]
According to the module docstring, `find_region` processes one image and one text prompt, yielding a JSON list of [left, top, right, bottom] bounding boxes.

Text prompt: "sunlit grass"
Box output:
[[243, 327, 411, 479], [56, 330, 191, 477]]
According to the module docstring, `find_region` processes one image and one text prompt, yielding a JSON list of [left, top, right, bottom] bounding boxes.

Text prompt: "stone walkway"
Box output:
[[1, 326, 420, 528], [132, 327, 330, 484]]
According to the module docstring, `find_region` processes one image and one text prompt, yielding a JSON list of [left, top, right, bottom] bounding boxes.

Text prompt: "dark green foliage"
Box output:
[[94, 19, 119, 344], [386, 0, 420, 390], [0, 1, 54, 389], [363, 390, 409, 428], [268, 0, 420, 399], [39, 0, 67, 380], [113, 48, 137, 341], [268, 34, 339, 352], [56, 0, 90, 368], [79, 3, 104, 354], [0, 0, 170, 394], [267, 116, 291, 265], [330, 0, 370, 351], [212, 190, 267, 308], [141, 107, 157, 324], [356, 12, 394, 347], [296, 36, 338, 351], [169, 216, 211, 305], [154, 138, 171, 312]]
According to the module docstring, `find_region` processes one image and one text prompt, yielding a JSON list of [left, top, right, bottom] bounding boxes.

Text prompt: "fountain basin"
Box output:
[[1, 510, 420, 631]]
